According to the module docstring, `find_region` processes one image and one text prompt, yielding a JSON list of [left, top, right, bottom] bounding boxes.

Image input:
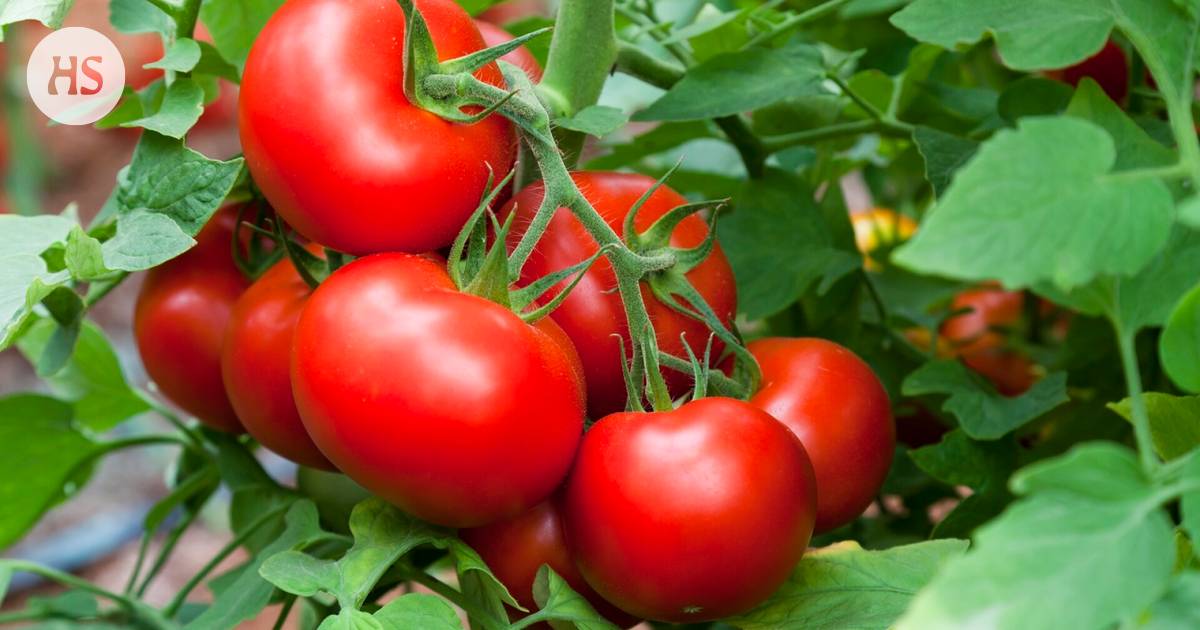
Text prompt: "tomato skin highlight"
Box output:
[[239, 0, 516, 255], [503, 172, 737, 418], [460, 501, 640, 628], [563, 397, 816, 623], [942, 287, 1036, 396], [221, 252, 333, 470], [291, 253, 585, 528], [474, 20, 543, 82], [745, 337, 895, 533], [135, 207, 248, 433]]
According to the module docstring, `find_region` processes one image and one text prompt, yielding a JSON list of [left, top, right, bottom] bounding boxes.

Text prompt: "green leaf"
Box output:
[[1038, 227, 1200, 333], [146, 38, 202, 72], [892, 0, 1198, 105], [910, 430, 1018, 537], [902, 360, 1069, 440], [633, 42, 824, 122], [101, 210, 196, 271], [258, 550, 339, 598], [556, 106, 628, 138], [0, 214, 75, 257], [587, 122, 714, 170], [720, 170, 860, 319], [318, 610, 383, 630], [894, 117, 1173, 291], [1179, 195, 1200, 230], [454, 536, 524, 624], [187, 501, 325, 630], [374, 594, 463, 630], [729, 540, 968, 630], [109, 0, 173, 36], [194, 41, 241, 83], [898, 443, 1175, 630], [116, 132, 244, 235], [1064, 80, 1176, 171], [1137, 572, 1200, 630], [64, 226, 108, 281], [0, 395, 98, 548], [997, 77, 1074, 124], [17, 319, 151, 431], [912, 126, 979, 198], [1181, 451, 1200, 557], [527, 566, 617, 630], [198, 0, 287, 71], [0, 0, 74, 38], [1109, 394, 1200, 461], [122, 79, 206, 139], [1161, 283, 1200, 393]]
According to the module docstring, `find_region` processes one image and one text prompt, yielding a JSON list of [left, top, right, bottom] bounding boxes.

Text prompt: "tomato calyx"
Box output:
[[448, 171, 611, 322], [396, 0, 550, 128]]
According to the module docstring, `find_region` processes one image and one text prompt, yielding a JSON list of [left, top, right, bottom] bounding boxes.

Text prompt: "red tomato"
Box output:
[[942, 287, 1035, 396], [221, 251, 332, 470], [291, 253, 584, 527], [745, 338, 894, 533], [135, 207, 249, 432], [460, 501, 640, 628], [1049, 40, 1129, 103], [563, 397, 816, 622], [503, 172, 737, 418], [240, 0, 516, 255], [474, 20, 543, 82]]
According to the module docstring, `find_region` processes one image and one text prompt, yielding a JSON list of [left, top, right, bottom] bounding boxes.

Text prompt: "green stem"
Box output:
[[404, 568, 507, 630], [613, 43, 766, 176], [173, 0, 202, 41], [163, 504, 290, 617], [829, 72, 887, 121], [742, 0, 854, 50], [273, 596, 296, 630], [760, 119, 911, 153], [0, 560, 170, 627], [136, 505, 204, 596], [538, 0, 618, 166], [1115, 326, 1159, 475]]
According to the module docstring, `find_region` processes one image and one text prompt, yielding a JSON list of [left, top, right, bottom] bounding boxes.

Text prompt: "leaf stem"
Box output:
[[163, 503, 290, 617], [1115, 326, 1159, 476], [760, 119, 911, 153], [0, 560, 170, 627], [403, 568, 507, 630], [742, 0, 855, 50]]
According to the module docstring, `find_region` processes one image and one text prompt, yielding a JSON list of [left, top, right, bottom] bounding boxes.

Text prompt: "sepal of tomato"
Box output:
[[745, 337, 895, 534], [460, 500, 640, 628], [474, 20, 543, 83], [291, 253, 585, 528], [240, 0, 517, 255], [563, 397, 816, 622], [222, 248, 333, 470], [503, 172, 737, 418], [135, 207, 250, 432]]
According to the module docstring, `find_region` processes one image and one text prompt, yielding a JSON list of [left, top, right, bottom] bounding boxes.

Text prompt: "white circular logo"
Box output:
[[27, 27, 126, 125]]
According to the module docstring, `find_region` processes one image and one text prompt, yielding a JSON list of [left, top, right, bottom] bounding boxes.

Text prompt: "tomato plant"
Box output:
[[3, 0, 1200, 629], [134, 206, 249, 433], [291, 253, 584, 528], [239, 0, 516, 254], [563, 397, 817, 622], [504, 172, 737, 418]]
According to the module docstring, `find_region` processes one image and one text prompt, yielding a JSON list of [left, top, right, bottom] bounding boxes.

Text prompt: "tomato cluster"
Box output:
[[135, 0, 898, 623]]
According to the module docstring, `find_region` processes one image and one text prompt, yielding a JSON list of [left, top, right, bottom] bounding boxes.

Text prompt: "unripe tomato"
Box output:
[[563, 397, 816, 622], [503, 172, 737, 419], [240, 0, 517, 255], [745, 337, 894, 533], [942, 286, 1036, 396], [460, 501, 640, 628], [1047, 40, 1129, 104], [474, 20, 543, 83], [221, 252, 332, 470], [135, 207, 249, 432], [850, 207, 917, 271], [291, 253, 585, 527]]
